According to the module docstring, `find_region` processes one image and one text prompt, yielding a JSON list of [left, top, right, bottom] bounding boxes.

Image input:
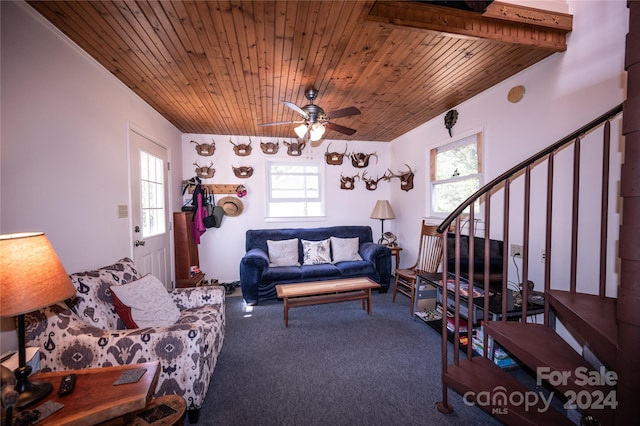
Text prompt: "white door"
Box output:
[[129, 129, 172, 287]]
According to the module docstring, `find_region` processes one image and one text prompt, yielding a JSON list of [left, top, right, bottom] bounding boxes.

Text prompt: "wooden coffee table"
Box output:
[[276, 277, 381, 327], [29, 361, 159, 425]]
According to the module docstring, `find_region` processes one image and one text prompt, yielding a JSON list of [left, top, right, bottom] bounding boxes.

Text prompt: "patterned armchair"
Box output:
[[24, 258, 225, 422]]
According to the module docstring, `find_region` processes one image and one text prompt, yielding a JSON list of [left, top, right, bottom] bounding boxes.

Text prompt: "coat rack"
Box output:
[[187, 184, 242, 195]]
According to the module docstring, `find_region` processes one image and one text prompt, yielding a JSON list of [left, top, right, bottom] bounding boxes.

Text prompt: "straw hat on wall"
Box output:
[[217, 196, 244, 217]]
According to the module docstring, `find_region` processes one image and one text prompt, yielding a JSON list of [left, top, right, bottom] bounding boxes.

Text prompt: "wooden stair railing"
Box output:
[[437, 99, 622, 425], [431, 3, 638, 424], [432, 103, 623, 425]]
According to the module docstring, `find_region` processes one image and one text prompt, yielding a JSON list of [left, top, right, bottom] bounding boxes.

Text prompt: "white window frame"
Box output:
[[140, 150, 166, 237], [265, 159, 326, 221], [429, 131, 484, 218]]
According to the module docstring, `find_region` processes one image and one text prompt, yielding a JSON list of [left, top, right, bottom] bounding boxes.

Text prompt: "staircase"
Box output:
[[434, 3, 639, 425]]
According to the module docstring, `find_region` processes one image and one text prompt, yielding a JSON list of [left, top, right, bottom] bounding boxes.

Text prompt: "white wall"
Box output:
[[1, 2, 183, 353], [181, 135, 391, 283], [390, 0, 627, 299]]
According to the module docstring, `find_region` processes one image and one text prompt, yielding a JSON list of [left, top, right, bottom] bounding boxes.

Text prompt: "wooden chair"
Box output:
[[392, 221, 444, 315]]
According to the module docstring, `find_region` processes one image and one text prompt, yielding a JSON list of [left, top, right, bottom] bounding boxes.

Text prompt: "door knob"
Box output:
[[134, 240, 146, 247]]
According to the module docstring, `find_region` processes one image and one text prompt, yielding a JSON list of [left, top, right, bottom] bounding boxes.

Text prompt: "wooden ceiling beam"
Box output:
[[366, 1, 572, 52]]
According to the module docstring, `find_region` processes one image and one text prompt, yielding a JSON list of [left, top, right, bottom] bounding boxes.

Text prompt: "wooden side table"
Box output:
[[389, 246, 402, 273], [29, 362, 159, 426]]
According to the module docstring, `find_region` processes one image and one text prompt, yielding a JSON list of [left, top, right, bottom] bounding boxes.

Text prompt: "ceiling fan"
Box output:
[[258, 88, 361, 147]]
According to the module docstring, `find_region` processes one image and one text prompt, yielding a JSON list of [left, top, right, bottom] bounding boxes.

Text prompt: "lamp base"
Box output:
[[14, 365, 52, 410]]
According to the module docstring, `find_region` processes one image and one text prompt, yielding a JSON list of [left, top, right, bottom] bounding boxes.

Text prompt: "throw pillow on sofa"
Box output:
[[330, 236, 363, 263], [302, 239, 332, 265], [110, 274, 181, 328], [267, 238, 300, 267]]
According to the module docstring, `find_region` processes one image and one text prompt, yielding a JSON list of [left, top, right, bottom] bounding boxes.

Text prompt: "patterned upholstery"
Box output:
[[24, 258, 225, 412]]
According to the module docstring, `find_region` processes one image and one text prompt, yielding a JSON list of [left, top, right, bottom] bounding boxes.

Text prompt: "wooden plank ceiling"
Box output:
[[27, 1, 572, 142]]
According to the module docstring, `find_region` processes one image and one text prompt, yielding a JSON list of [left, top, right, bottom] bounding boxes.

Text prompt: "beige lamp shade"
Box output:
[[0, 232, 76, 317], [370, 200, 396, 220]]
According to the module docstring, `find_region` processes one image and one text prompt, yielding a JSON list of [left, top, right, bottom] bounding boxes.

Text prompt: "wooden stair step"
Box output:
[[443, 357, 573, 426], [546, 290, 617, 369], [485, 322, 615, 425]]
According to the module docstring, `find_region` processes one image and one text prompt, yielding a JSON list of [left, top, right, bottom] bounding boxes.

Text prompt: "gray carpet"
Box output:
[[199, 289, 502, 425]]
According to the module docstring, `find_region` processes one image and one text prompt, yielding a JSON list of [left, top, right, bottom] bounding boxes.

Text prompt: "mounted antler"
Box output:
[[361, 170, 386, 191], [283, 139, 306, 156], [387, 164, 415, 191], [260, 140, 279, 154], [325, 142, 348, 166], [230, 137, 253, 156], [191, 139, 216, 156], [194, 161, 215, 179], [339, 172, 360, 190], [350, 151, 378, 168], [232, 165, 254, 179]]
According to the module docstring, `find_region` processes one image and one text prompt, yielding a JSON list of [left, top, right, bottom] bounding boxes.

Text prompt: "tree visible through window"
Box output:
[[430, 133, 483, 216], [140, 150, 165, 237], [267, 160, 324, 218]]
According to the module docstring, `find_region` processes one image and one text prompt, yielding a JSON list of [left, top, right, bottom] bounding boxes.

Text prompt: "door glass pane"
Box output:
[[140, 151, 165, 237]]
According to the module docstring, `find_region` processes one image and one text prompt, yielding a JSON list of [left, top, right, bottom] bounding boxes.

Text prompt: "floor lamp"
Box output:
[[370, 200, 395, 244], [0, 232, 76, 410]]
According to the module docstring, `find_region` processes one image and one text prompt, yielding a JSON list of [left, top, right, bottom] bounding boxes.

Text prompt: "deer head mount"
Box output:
[[387, 164, 415, 191], [191, 139, 216, 156], [350, 151, 378, 168], [230, 137, 252, 156], [232, 165, 254, 179], [283, 139, 306, 156], [361, 170, 392, 191], [325, 143, 348, 166], [194, 161, 215, 179], [339, 172, 360, 190], [260, 140, 279, 155]]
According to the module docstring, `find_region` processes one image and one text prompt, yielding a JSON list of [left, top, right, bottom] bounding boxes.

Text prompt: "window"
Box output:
[[267, 160, 325, 218], [140, 150, 166, 237], [430, 132, 483, 216]]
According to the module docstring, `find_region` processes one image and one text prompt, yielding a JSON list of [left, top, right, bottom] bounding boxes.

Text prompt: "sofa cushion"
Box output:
[[267, 238, 300, 267], [330, 237, 363, 263], [301, 264, 341, 280], [334, 260, 377, 277], [69, 257, 141, 330], [262, 265, 304, 283], [302, 239, 331, 265], [110, 274, 181, 328]]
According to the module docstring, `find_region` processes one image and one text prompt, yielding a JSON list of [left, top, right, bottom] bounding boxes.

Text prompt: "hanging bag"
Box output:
[[203, 189, 224, 228]]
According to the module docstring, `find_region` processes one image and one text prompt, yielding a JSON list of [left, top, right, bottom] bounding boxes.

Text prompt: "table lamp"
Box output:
[[370, 200, 395, 243], [0, 232, 76, 409]]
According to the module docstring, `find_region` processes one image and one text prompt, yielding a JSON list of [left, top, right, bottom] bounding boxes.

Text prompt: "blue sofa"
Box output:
[[239, 226, 391, 305]]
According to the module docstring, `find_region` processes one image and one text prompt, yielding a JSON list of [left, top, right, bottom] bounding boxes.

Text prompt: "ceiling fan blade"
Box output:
[[281, 100, 308, 118], [257, 120, 297, 127], [325, 122, 357, 136], [326, 106, 361, 119]]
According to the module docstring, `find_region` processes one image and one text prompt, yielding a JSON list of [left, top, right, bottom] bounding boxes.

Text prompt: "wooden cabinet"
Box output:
[[173, 212, 205, 288]]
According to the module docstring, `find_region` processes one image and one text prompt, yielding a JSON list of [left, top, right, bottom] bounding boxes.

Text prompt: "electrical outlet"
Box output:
[[541, 249, 546, 263], [510, 244, 523, 258]]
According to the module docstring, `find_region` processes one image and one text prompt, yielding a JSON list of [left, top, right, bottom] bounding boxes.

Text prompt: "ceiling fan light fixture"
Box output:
[[310, 122, 326, 142], [294, 123, 308, 139]]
